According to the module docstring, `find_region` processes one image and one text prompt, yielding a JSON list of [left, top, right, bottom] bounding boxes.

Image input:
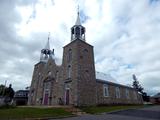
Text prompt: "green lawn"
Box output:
[[80, 105, 144, 114], [0, 107, 72, 119]]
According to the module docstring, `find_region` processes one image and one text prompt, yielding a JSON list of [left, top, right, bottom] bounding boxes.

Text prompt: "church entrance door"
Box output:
[[65, 89, 69, 105], [44, 91, 49, 105]]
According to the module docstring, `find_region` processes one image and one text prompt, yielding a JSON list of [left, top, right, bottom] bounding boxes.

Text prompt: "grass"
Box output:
[[80, 105, 144, 114], [0, 106, 72, 119]]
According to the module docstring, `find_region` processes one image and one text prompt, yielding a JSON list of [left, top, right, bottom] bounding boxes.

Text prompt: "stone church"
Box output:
[[28, 12, 143, 106]]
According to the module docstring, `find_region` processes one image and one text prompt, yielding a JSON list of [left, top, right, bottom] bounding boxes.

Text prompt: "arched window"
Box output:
[[81, 28, 85, 34], [71, 28, 74, 34], [83, 49, 88, 59], [68, 65, 71, 78], [68, 49, 72, 62], [83, 49, 88, 55], [75, 27, 80, 36]]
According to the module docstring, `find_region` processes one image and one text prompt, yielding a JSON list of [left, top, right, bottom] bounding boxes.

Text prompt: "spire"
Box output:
[[45, 32, 50, 50], [40, 32, 55, 62], [75, 6, 81, 25]]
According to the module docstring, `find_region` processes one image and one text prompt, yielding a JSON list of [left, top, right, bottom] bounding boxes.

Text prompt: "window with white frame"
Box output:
[[103, 84, 109, 97], [115, 87, 120, 98], [125, 89, 130, 99]]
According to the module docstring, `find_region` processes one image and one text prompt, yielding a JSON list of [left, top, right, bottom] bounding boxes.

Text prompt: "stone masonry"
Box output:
[[28, 12, 143, 106]]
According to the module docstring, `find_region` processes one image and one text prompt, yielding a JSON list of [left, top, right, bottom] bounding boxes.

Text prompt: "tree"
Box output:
[[132, 74, 144, 93], [4, 84, 15, 105], [4, 84, 15, 98], [0, 84, 6, 96], [132, 74, 150, 102]]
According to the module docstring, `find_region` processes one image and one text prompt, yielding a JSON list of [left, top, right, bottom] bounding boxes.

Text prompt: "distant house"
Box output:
[[14, 90, 29, 105], [150, 93, 160, 104]]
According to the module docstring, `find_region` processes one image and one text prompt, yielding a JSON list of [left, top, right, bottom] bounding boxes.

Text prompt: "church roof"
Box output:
[[96, 71, 117, 83]]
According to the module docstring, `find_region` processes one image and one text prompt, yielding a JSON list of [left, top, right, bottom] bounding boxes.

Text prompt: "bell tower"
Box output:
[[40, 33, 54, 62], [62, 10, 96, 106], [71, 10, 85, 41]]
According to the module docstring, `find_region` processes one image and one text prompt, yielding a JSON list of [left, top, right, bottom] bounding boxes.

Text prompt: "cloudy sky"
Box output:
[[0, 0, 160, 95]]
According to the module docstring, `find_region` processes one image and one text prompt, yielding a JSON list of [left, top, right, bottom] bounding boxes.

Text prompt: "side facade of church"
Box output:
[[28, 13, 143, 106]]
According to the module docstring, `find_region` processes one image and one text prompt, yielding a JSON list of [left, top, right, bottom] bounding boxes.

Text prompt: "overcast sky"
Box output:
[[0, 0, 160, 96]]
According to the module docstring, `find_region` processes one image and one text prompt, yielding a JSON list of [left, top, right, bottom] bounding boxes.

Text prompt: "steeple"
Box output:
[[45, 34, 50, 50], [40, 33, 54, 62], [75, 8, 81, 25], [71, 7, 85, 41]]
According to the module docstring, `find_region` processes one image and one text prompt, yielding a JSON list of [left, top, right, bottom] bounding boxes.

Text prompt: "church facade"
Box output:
[[28, 13, 143, 106]]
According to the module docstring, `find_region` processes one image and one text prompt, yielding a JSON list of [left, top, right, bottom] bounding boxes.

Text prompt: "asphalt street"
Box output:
[[53, 105, 160, 120]]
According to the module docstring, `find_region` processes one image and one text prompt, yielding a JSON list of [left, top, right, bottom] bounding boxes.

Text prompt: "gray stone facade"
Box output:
[[96, 80, 143, 105], [28, 13, 143, 106]]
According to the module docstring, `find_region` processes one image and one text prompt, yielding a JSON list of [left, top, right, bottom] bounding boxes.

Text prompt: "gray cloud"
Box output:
[[0, 0, 159, 96]]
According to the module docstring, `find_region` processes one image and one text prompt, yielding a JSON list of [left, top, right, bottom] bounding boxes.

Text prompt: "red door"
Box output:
[[44, 91, 49, 105], [66, 90, 69, 105]]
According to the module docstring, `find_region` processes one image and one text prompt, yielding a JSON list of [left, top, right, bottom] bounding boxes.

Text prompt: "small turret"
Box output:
[[40, 33, 54, 62], [71, 9, 85, 41]]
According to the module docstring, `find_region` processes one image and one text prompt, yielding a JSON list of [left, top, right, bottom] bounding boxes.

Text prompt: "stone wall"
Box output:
[[29, 39, 143, 106], [76, 40, 97, 106], [96, 80, 143, 105], [62, 39, 97, 106], [28, 58, 64, 106], [28, 62, 45, 105]]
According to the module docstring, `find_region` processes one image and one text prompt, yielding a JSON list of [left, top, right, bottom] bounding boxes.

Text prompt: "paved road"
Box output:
[[109, 105, 160, 120], [53, 105, 160, 120]]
